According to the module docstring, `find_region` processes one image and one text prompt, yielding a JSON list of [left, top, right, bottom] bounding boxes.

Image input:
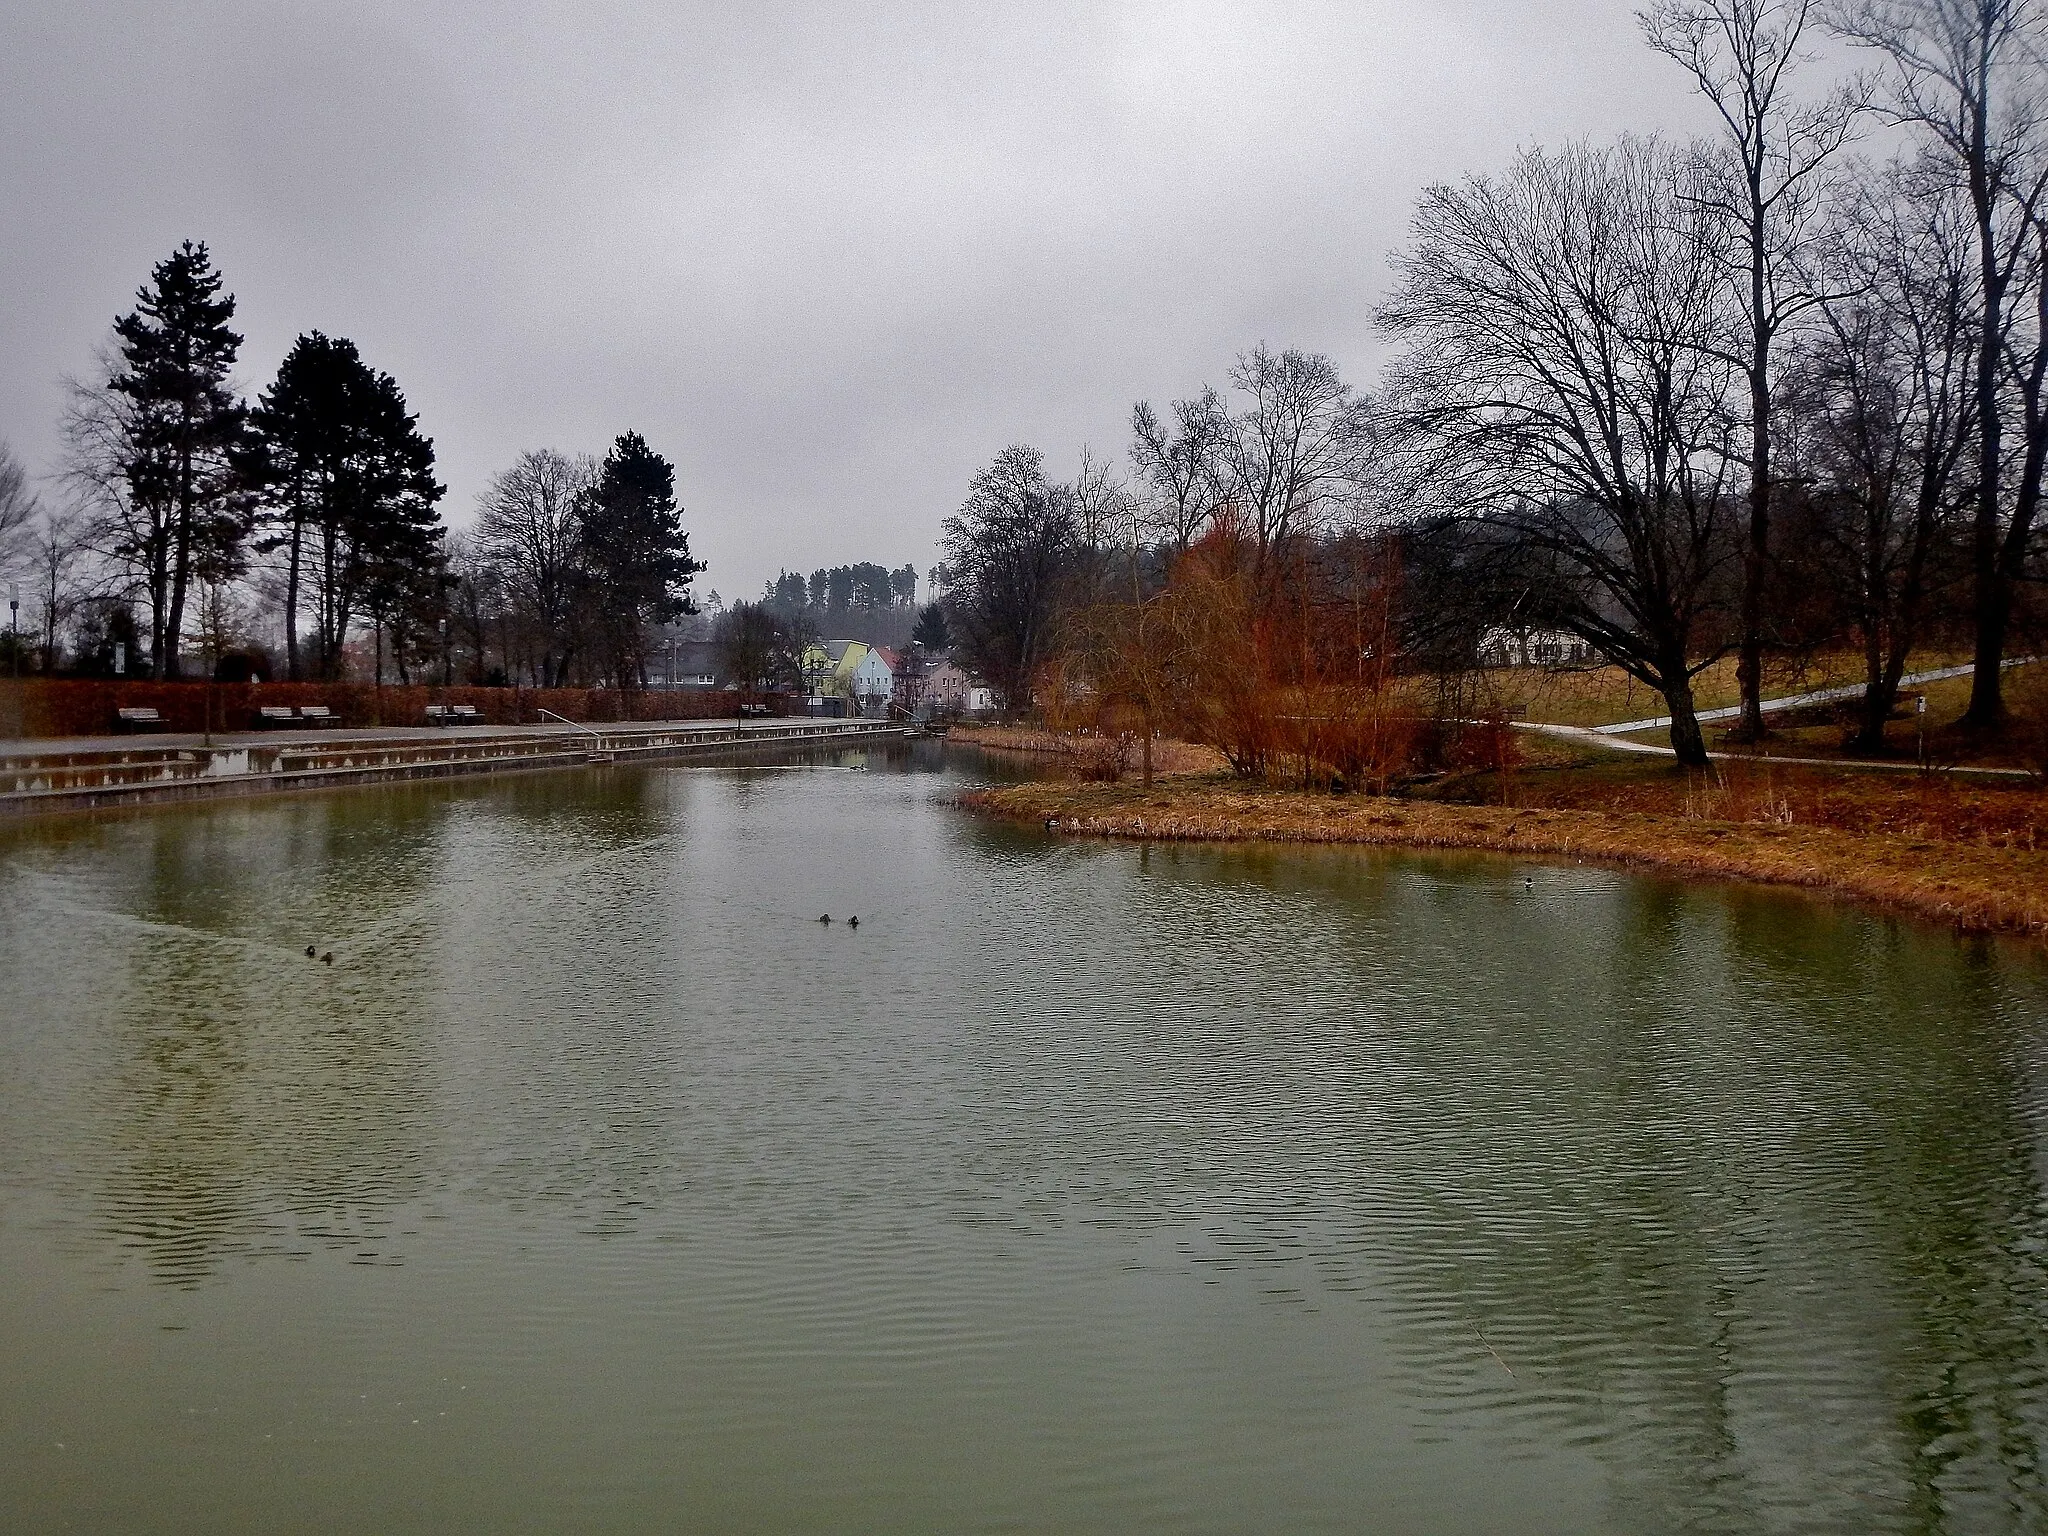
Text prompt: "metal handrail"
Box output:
[[536, 708, 604, 740]]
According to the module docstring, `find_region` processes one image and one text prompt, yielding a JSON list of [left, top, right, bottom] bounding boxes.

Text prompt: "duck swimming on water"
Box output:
[[847, 916, 859, 929], [819, 914, 832, 924]]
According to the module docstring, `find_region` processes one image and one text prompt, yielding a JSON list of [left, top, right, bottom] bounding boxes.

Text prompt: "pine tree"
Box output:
[[245, 333, 443, 680], [579, 431, 704, 685], [108, 242, 248, 677], [911, 603, 950, 652]]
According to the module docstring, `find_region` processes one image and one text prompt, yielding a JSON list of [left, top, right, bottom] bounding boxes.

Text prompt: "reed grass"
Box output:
[[963, 772, 2048, 940]]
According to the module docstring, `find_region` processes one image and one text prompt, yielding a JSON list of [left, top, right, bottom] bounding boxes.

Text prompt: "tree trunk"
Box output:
[[164, 444, 195, 680], [149, 526, 171, 679], [284, 514, 303, 681], [1733, 359, 1771, 741], [1664, 682, 1710, 768], [1963, 116, 2008, 730], [1968, 569, 2011, 725], [163, 558, 189, 679], [1978, 232, 2048, 729]]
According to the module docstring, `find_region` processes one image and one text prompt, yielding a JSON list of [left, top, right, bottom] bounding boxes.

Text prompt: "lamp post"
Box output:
[[7, 583, 17, 679]]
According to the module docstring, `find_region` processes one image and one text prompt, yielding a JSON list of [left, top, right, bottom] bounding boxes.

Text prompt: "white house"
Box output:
[[850, 646, 894, 716], [1478, 627, 1595, 668]]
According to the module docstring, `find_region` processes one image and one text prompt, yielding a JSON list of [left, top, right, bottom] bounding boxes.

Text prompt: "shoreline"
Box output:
[[0, 719, 908, 819], [960, 775, 2048, 942]]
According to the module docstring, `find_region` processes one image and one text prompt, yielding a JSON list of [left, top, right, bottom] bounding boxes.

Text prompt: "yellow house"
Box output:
[[803, 640, 869, 701]]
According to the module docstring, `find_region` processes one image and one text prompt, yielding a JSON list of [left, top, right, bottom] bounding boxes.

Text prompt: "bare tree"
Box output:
[[1833, 0, 2048, 723], [444, 529, 505, 684], [59, 364, 155, 644], [1379, 138, 1743, 766], [714, 600, 798, 696], [0, 442, 37, 581], [27, 502, 88, 671], [1784, 161, 1979, 746], [941, 444, 1080, 710], [1213, 345, 1373, 571], [1070, 443, 1139, 604], [1128, 390, 1227, 555], [475, 449, 594, 687], [1644, 0, 1865, 738]]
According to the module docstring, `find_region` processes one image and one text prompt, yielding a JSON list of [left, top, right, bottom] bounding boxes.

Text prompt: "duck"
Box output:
[[305, 945, 317, 959], [819, 914, 832, 924], [847, 916, 859, 930], [321, 952, 334, 965]]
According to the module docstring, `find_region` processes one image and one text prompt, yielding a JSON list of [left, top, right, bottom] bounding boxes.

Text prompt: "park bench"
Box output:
[[295, 704, 335, 727], [254, 705, 297, 728], [426, 704, 484, 726], [114, 707, 167, 732], [738, 703, 773, 719]]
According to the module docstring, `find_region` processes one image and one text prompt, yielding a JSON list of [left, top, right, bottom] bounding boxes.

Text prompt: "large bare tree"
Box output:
[[941, 444, 1080, 710], [1784, 161, 1979, 746], [1128, 390, 1227, 556], [475, 449, 594, 687], [1833, 0, 2048, 724], [1644, 0, 1865, 738], [1379, 138, 1743, 766], [1213, 345, 1373, 571]]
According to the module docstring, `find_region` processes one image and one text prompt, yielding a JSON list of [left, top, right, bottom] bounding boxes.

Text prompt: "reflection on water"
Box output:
[[1, 742, 2045, 1533]]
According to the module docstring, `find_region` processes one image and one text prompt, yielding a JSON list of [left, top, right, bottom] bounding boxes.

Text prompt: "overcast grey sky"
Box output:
[[2, 1, 1725, 603]]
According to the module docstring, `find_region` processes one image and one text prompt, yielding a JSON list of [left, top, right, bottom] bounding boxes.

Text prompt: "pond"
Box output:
[[1, 743, 2045, 1533]]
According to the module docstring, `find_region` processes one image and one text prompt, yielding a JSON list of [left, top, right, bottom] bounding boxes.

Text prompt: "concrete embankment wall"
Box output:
[[0, 721, 908, 817], [0, 678, 799, 739]]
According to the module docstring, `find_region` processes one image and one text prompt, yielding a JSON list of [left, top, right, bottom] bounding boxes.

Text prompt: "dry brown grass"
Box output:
[[1445, 753, 2048, 851], [948, 726, 1228, 778], [963, 769, 2048, 941]]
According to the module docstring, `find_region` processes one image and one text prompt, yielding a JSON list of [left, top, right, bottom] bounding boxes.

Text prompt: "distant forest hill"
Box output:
[[759, 562, 922, 647]]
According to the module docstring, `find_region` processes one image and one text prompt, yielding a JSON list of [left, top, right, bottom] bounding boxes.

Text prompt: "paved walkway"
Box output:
[[1591, 659, 2033, 736], [0, 717, 831, 760], [1521, 721, 2037, 780]]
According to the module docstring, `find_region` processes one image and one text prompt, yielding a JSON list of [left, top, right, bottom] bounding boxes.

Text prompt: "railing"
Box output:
[[536, 708, 604, 740]]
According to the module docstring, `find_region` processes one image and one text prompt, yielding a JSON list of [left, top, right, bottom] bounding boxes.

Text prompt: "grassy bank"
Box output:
[[1490, 653, 2045, 771], [961, 764, 2048, 941], [948, 724, 1228, 776]]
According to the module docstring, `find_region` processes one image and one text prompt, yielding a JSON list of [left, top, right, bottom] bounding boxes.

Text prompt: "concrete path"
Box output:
[[1520, 720, 2037, 780], [1587, 660, 2030, 736]]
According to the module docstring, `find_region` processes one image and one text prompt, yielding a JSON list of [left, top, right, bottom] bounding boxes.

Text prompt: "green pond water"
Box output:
[[1, 743, 2046, 1533]]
